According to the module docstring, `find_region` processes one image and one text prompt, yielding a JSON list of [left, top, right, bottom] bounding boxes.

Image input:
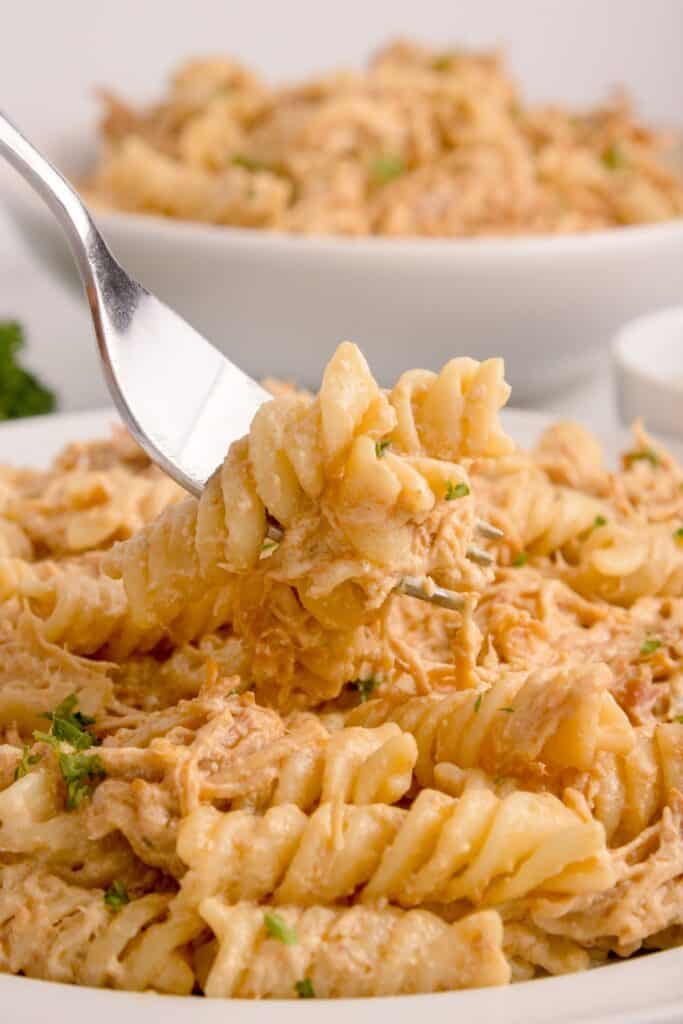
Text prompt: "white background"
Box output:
[[1, 0, 682, 417]]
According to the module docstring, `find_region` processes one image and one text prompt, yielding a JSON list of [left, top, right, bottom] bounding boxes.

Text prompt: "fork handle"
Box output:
[[0, 110, 143, 344], [0, 110, 100, 280]]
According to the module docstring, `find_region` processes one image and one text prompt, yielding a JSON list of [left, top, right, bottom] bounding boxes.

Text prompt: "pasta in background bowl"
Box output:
[[1, 343, 683, 1020], [4, 39, 683, 402]]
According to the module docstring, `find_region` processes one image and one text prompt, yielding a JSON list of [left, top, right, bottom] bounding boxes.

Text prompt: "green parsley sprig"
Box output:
[[0, 321, 56, 420], [264, 912, 298, 945], [14, 744, 40, 781], [624, 448, 660, 468], [35, 693, 99, 750], [640, 638, 662, 657], [33, 694, 105, 809], [511, 552, 528, 567], [59, 752, 106, 810], [602, 143, 627, 170], [352, 677, 378, 703], [445, 481, 470, 500], [371, 155, 405, 184], [104, 880, 130, 912], [375, 440, 391, 458], [295, 978, 315, 998]]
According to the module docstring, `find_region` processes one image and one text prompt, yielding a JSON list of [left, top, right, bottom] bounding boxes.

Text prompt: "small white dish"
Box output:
[[1, 405, 683, 1024], [4, 134, 683, 404], [613, 306, 683, 438]]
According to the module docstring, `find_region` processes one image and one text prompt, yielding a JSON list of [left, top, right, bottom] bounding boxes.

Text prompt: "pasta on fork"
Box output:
[[1, 341, 683, 1000]]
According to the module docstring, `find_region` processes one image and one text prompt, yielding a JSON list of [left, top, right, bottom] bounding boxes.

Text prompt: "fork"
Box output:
[[0, 111, 502, 611]]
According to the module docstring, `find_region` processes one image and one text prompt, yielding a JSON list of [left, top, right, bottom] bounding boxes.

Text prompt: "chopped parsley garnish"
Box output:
[[594, 515, 607, 528], [58, 752, 106, 810], [295, 978, 315, 999], [14, 745, 40, 781], [375, 440, 391, 458], [232, 153, 269, 172], [445, 481, 470, 500], [640, 638, 662, 657], [0, 321, 56, 420], [36, 693, 98, 750], [264, 912, 298, 945], [674, 527, 683, 543], [371, 154, 405, 184], [353, 677, 378, 703], [104, 881, 130, 912], [511, 552, 528, 567], [473, 693, 483, 713], [500, 706, 514, 713], [674, 715, 683, 724], [624, 448, 660, 468], [602, 143, 626, 170], [431, 53, 455, 72], [261, 538, 279, 554]]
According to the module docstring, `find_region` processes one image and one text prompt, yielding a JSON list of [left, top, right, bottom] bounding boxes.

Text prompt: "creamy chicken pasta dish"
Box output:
[[85, 40, 683, 237], [1, 342, 683, 999]]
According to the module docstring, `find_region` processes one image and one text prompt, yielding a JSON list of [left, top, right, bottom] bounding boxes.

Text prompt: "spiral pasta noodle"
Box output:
[[199, 900, 509, 997], [175, 779, 613, 911], [3, 339, 683, 998], [0, 864, 199, 994], [348, 663, 633, 784], [578, 722, 683, 843]]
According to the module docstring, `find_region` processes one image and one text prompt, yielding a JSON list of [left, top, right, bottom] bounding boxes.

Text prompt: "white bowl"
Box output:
[[5, 136, 683, 402], [613, 306, 683, 439]]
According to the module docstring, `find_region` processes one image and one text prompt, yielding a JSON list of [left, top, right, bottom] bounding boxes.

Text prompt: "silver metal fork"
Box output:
[[0, 111, 502, 611]]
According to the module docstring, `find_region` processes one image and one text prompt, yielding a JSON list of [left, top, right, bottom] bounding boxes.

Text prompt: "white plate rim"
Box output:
[[0, 405, 681, 1024]]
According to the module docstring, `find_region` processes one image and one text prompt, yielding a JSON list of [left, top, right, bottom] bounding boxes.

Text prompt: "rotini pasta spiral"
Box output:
[[473, 458, 607, 559], [389, 357, 513, 459], [106, 343, 496, 639], [0, 863, 199, 994], [577, 722, 683, 843], [348, 663, 633, 783], [0, 768, 147, 888], [199, 900, 509, 997], [176, 778, 613, 910], [565, 520, 683, 606]]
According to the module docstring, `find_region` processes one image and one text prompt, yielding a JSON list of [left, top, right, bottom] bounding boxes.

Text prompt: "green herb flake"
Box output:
[[104, 880, 130, 912], [14, 745, 40, 781], [431, 52, 455, 71], [264, 912, 298, 945], [353, 677, 378, 703], [0, 322, 56, 420], [375, 440, 391, 458], [594, 515, 607, 528], [602, 143, 627, 170], [371, 154, 405, 185], [624, 448, 660, 468], [511, 552, 528, 567], [674, 527, 683, 543], [232, 153, 269, 172], [500, 706, 515, 713], [295, 978, 315, 999], [445, 481, 470, 501], [674, 715, 683, 724], [39, 693, 98, 750], [58, 752, 106, 810], [640, 638, 662, 657], [473, 693, 483, 713]]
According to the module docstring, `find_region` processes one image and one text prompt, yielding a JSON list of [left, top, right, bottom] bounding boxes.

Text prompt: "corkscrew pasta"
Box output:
[[1, 341, 683, 1002], [84, 40, 683, 237]]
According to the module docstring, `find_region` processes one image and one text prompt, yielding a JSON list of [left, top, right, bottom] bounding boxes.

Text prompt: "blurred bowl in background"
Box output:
[[5, 135, 683, 403], [613, 305, 683, 439]]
